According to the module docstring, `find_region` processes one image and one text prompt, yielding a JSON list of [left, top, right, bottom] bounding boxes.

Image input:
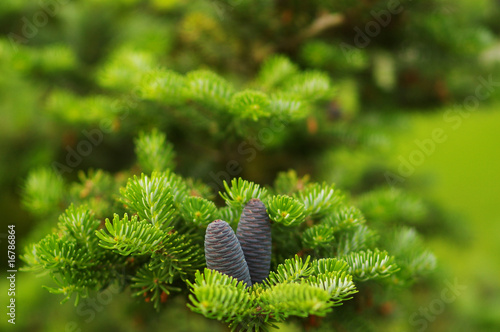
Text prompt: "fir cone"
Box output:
[[205, 219, 252, 286], [237, 198, 272, 284]]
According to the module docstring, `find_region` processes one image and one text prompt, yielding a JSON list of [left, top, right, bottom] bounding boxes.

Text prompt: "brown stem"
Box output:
[[278, 12, 345, 52]]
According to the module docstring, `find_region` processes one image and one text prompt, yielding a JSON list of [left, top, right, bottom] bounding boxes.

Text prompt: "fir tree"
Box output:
[[22, 130, 435, 331], [2, 0, 494, 330]]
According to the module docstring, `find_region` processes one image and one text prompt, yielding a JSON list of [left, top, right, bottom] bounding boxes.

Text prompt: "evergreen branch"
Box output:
[[96, 213, 168, 256], [97, 48, 154, 91], [149, 230, 205, 280], [131, 264, 181, 311], [402, 249, 436, 279], [160, 170, 190, 207], [35, 234, 94, 270], [230, 90, 271, 121], [139, 69, 186, 104], [180, 196, 218, 227], [295, 182, 343, 219], [303, 224, 336, 250], [22, 167, 64, 216], [46, 89, 121, 125], [266, 194, 306, 226], [58, 204, 100, 250], [135, 129, 175, 173], [189, 267, 244, 288], [269, 92, 306, 119], [43, 270, 94, 305], [356, 187, 428, 225], [257, 55, 299, 90], [42, 260, 124, 306], [385, 227, 436, 282], [281, 71, 332, 101], [323, 205, 366, 231], [311, 258, 349, 275], [20, 243, 45, 273], [265, 255, 313, 286], [68, 170, 118, 219], [27, 233, 122, 305], [258, 283, 333, 319], [307, 271, 358, 303], [42, 263, 124, 306], [187, 269, 255, 324], [343, 249, 399, 282], [184, 69, 235, 111], [335, 225, 378, 256], [120, 172, 176, 229], [220, 178, 268, 210]]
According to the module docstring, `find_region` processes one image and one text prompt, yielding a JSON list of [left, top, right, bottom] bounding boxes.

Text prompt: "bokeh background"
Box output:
[[1, 0, 500, 331]]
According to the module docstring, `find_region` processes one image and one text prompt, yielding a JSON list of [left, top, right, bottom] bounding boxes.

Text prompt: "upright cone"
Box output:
[[237, 198, 272, 284], [205, 219, 252, 287]]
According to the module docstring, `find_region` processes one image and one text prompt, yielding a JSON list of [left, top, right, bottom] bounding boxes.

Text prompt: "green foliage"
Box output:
[[384, 227, 437, 284], [258, 283, 333, 318], [258, 55, 299, 90], [311, 257, 348, 273], [148, 230, 205, 282], [22, 205, 122, 304], [295, 182, 343, 219], [9, 0, 474, 328], [22, 39, 338, 143], [268, 92, 306, 119], [343, 249, 399, 282], [300, 40, 368, 71], [185, 69, 235, 111], [189, 255, 358, 330], [180, 196, 218, 227], [131, 265, 181, 311], [306, 271, 357, 303], [303, 224, 336, 250], [139, 69, 186, 104], [282, 71, 332, 101], [324, 205, 366, 231], [22, 167, 64, 217], [58, 204, 101, 249], [135, 129, 175, 173], [98, 48, 155, 91], [273, 170, 310, 196], [335, 224, 378, 257], [356, 187, 429, 226], [187, 269, 255, 325], [220, 178, 268, 210], [34, 233, 95, 270], [46, 90, 120, 125], [96, 213, 168, 256], [67, 170, 120, 219], [266, 194, 306, 226], [19, 130, 438, 330], [230, 90, 271, 121], [266, 255, 313, 286], [119, 172, 177, 229]]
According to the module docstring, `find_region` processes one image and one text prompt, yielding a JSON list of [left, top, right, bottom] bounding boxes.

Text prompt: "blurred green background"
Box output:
[[391, 107, 500, 330], [1, 0, 500, 331]]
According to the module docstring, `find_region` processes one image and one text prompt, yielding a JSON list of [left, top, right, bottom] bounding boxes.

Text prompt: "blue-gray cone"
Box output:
[[205, 219, 252, 287], [237, 198, 272, 284]]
